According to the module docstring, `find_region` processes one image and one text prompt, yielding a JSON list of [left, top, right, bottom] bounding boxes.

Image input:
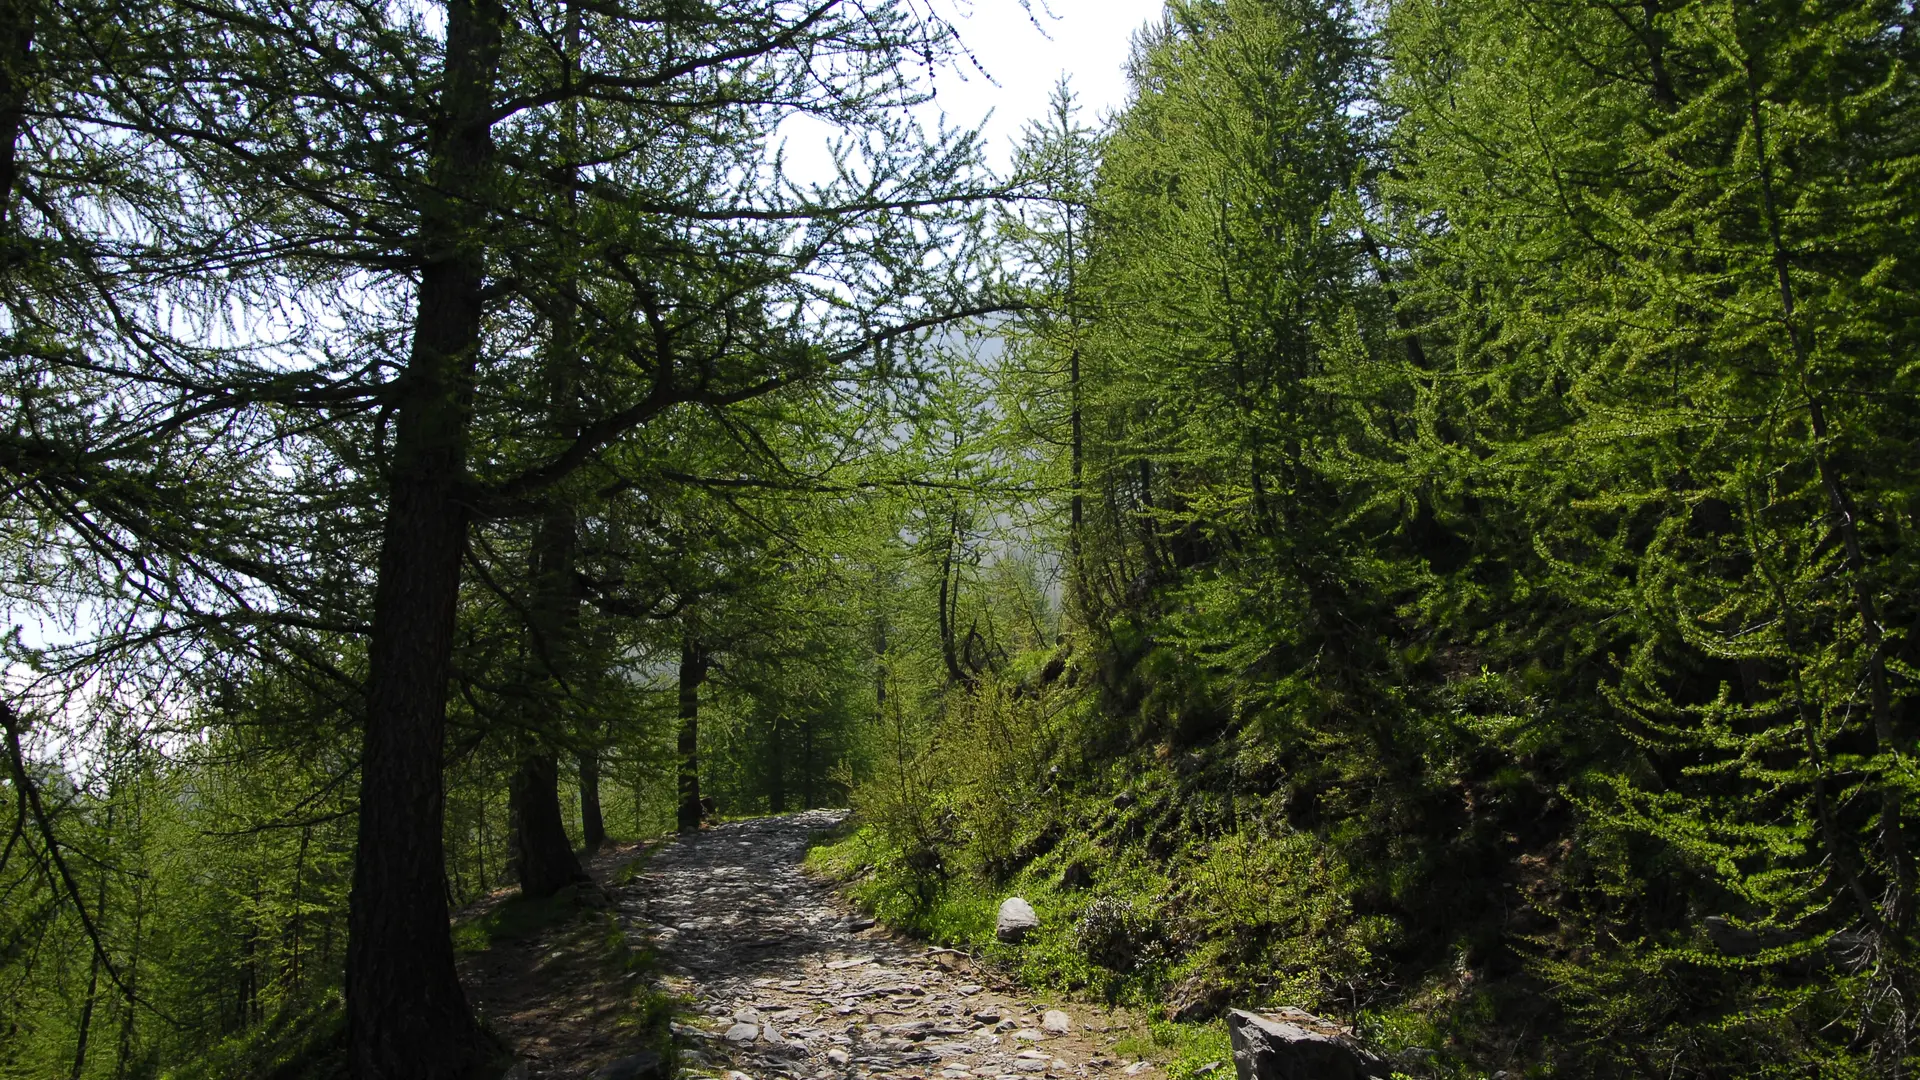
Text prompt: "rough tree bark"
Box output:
[[0, 0, 35, 230], [676, 632, 709, 832], [508, 751, 586, 897], [766, 715, 786, 813], [578, 748, 605, 850], [508, 502, 590, 897], [554, 0, 605, 858], [344, 0, 502, 1072]]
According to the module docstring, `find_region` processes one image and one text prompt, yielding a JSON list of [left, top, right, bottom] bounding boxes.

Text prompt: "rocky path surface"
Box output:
[[619, 811, 1160, 1080]]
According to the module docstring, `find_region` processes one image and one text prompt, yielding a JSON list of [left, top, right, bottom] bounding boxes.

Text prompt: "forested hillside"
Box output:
[[2, 0, 1916, 1077]]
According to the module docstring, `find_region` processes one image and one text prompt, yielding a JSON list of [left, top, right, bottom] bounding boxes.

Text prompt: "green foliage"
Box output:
[[831, 0, 1920, 1075], [4, 0, 1918, 1071], [451, 886, 601, 954], [809, 825, 1003, 945], [1148, 1020, 1233, 1080], [174, 996, 348, 1080]]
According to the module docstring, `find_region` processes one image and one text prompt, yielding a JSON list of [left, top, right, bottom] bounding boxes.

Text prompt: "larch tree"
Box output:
[[2, 0, 1001, 1074]]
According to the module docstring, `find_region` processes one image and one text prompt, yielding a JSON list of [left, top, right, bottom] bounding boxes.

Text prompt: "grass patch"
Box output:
[[172, 994, 348, 1080], [807, 823, 999, 945], [1148, 1019, 1232, 1080], [453, 883, 599, 952], [609, 842, 660, 887], [596, 916, 678, 1048], [813, 820, 1268, 1080]]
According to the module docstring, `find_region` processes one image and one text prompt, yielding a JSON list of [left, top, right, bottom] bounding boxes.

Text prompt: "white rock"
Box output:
[[1124, 1063, 1152, 1075], [1041, 1011, 1071, 1035], [995, 898, 1040, 943], [1012, 1029, 1044, 1044], [827, 1050, 851, 1066]]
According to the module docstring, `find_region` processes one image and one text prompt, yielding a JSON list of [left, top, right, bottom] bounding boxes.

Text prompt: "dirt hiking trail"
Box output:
[[468, 810, 1170, 1080]]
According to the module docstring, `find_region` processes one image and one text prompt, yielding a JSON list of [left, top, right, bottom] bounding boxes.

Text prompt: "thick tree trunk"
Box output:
[[346, 0, 501, 1072], [936, 510, 971, 688], [509, 504, 590, 893], [578, 749, 605, 849], [509, 752, 587, 897], [676, 634, 709, 832], [0, 0, 35, 231], [767, 716, 786, 813], [347, 273, 492, 1076], [534, 8, 601, 859]]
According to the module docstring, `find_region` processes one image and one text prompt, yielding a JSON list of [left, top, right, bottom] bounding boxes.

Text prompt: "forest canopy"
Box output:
[[3, 0, 1917, 1077]]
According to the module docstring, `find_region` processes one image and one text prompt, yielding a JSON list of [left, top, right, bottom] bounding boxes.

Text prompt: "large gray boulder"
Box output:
[[1226, 1008, 1389, 1080], [996, 897, 1040, 942]]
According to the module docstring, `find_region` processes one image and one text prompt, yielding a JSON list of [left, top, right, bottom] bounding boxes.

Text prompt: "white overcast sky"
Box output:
[[779, 0, 1168, 181], [925, 0, 1166, 167]]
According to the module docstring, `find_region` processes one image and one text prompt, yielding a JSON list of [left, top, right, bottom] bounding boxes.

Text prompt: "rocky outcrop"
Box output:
[[1226, 1008, 1389, 1080], [1059, 861, 1094, 890]]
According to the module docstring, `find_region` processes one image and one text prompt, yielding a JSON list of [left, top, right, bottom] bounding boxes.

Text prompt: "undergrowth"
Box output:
[[175, 870, 678, 1080], [167, 995, 349, 1080], [810, 639, 1590, 1079]]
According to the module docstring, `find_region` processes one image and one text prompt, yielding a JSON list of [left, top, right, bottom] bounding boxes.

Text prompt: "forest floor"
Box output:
[[459, 811, 1173, 1080]]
